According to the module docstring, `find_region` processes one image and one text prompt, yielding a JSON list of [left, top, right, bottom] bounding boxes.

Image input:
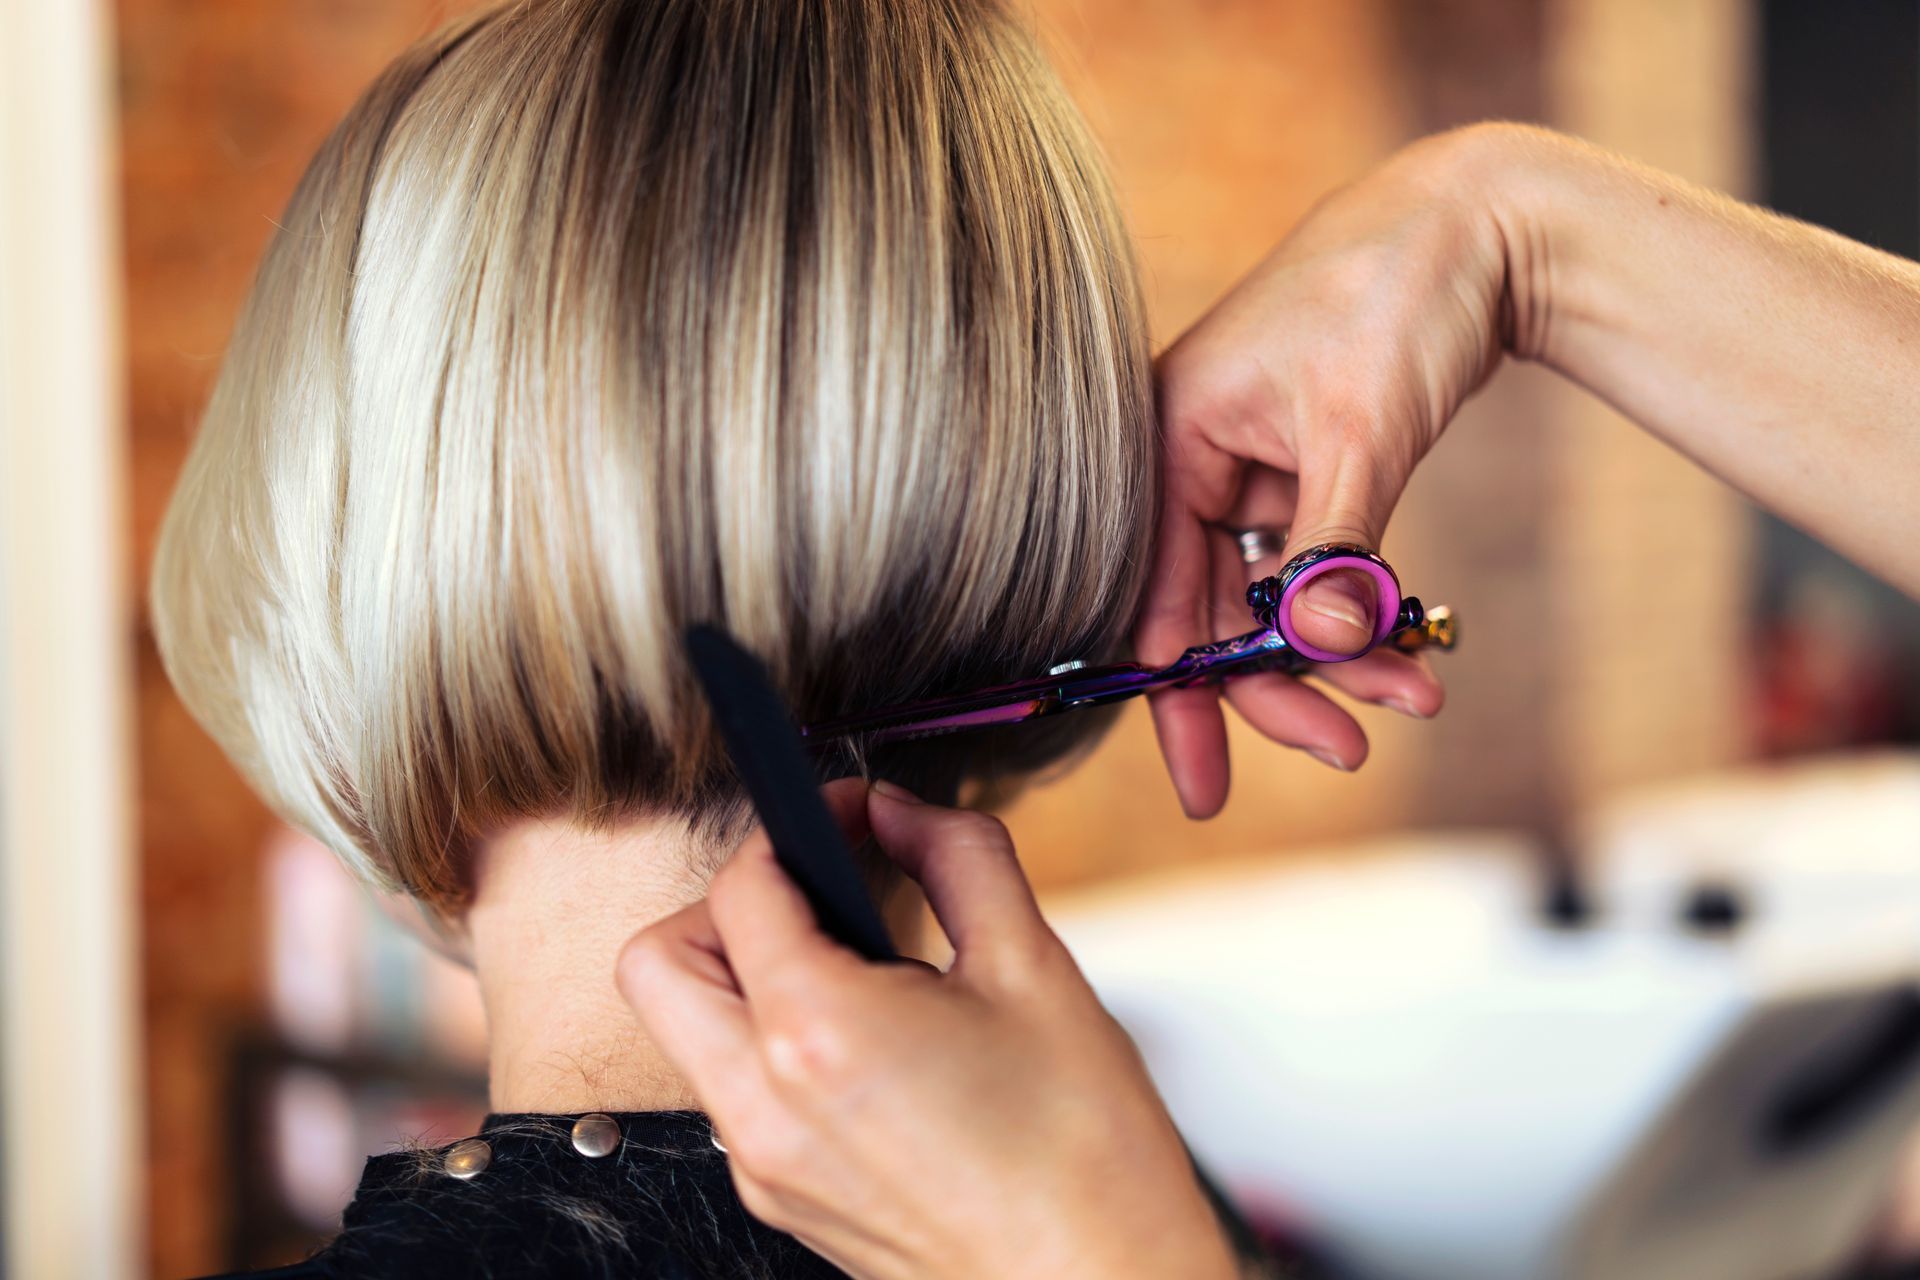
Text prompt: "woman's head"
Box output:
[[152, 0, 1152, 908]]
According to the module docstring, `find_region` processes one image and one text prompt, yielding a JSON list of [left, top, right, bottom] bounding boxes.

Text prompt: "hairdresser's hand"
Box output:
[[1147, 117, 1920, 816], [1138, 128, 1513, 816], [617, 780, 1239, 1280]]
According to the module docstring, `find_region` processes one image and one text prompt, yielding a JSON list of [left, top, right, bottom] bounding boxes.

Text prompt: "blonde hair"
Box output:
[[152, 0, 1153, 908]]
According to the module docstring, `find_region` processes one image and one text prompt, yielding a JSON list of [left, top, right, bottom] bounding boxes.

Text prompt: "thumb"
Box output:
[[1281, 448, 1401, 659]]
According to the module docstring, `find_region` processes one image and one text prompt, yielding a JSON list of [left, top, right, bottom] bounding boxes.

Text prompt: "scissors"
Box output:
[[803, 542, 1456, 748]]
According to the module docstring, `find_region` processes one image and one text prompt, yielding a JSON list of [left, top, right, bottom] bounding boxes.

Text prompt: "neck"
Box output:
[[466, 815, 711, 1113]]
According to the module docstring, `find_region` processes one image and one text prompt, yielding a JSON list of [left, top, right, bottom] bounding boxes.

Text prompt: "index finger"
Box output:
[[866, 786, 1061, 972], [616, 900, 763, 1116], [704, 778, 878, 1002], [1138, 469, 1234, 818], [1136, 425, 1239, 665]]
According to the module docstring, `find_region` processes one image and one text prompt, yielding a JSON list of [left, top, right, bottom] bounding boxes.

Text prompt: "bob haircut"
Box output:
[[152, 0, 1153, 909]]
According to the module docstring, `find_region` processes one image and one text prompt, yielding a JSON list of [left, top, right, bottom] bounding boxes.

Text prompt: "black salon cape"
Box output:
[[209, 1112, 847, 1280], [210, 1109, 1293, 1280]]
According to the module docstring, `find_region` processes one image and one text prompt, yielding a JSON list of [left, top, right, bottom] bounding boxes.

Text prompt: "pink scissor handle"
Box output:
[[1247, 542, 1402, 663]]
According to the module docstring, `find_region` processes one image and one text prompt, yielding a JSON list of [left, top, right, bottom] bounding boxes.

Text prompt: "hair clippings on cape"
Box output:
[[802, 541, 1457, 748]]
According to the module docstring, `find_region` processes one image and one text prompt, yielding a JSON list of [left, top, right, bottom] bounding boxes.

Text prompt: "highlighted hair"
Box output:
[[152, 0, 1153, 906]]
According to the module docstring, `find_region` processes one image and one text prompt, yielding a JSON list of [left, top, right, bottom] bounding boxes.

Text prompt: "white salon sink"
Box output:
[[1049, 754, 1920, 1280]]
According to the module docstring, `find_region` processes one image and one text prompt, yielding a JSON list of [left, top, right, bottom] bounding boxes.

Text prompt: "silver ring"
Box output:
[[1233, 527, 1288, 565]]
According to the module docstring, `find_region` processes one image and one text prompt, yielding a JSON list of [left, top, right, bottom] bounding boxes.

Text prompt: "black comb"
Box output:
[[684, 626, 897, 961]]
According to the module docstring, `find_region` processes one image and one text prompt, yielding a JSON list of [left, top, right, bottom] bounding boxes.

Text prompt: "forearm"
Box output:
[[1478, 125, 1920, 597]]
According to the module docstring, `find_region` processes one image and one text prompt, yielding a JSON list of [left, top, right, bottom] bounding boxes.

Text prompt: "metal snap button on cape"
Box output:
[[571, 1113, 621, 1158], [443, 1138, 492, 1180]]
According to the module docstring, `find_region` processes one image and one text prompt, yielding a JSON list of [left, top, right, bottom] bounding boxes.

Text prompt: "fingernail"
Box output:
[[1386, 697, 1429, 719], [872, 779, 924, 804], [1308, 748, 1352, 772], [1301, 571, 1374, 635]]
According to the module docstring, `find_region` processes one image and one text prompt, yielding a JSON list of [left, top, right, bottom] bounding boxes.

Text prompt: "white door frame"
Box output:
[[0, 0, 143, 1274]]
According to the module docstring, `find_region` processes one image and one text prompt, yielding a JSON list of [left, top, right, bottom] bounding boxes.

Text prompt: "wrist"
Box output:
[[1409, 122, 1597, 366]]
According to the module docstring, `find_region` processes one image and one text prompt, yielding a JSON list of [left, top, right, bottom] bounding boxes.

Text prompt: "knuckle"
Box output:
[[933, 807, 1012, 851], [983, 924, 1079, 994], [729, 1119, 810, 1191], [730, 1171, 791, 1231], [1156, 366, 1231, 443], [969, 811, 1013, 846], [616, 927, 673, 989], [762, 1012, 856, 1091]]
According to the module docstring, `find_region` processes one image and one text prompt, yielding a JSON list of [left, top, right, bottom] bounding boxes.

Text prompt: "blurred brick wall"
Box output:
[[117, 4, 481, 1272], [1542, 0, 1757, 803]]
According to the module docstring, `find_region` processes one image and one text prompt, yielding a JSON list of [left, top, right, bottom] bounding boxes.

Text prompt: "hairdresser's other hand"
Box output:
[[1139, 128, 1515, 816], [618, 780, 1239, 1280]]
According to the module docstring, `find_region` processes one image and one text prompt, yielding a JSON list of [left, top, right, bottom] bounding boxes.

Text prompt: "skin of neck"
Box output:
[[465, 814, 715, 1113], [464, 811, 926, 1115]]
